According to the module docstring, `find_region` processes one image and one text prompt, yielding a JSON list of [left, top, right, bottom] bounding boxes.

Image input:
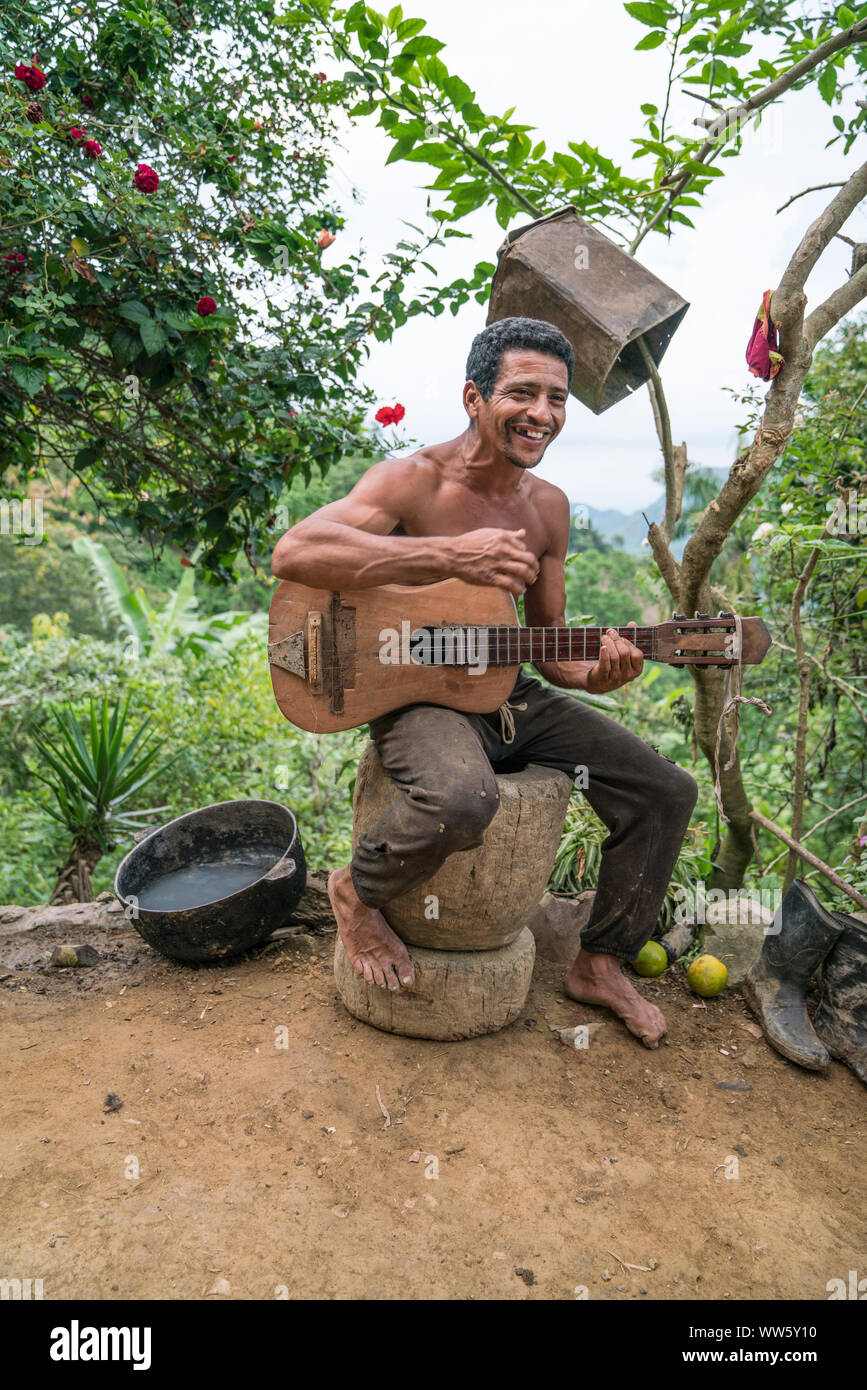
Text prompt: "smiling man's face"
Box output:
[[468, 348, 569, 469]]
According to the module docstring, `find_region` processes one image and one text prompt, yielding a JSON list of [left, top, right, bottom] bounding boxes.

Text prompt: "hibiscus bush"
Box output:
[[0, 0, 447, 580]]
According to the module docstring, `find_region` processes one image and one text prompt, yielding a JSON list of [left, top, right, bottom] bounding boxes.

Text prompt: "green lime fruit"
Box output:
[[632, 940, 668, 978]]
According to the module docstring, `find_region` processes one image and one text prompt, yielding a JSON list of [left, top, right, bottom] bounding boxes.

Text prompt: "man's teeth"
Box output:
[[513, 426, 546, 440]]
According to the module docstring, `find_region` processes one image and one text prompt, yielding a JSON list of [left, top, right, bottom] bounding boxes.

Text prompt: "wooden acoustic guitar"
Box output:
[[268, 577, 771, 734]]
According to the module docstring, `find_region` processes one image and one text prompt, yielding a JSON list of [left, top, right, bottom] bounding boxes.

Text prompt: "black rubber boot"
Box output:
[[741, 879, 843, 1072], [812, 910, 867, 1087]]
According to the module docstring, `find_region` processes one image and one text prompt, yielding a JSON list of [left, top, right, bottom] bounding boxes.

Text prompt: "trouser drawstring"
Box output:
[[497, 698, 528, 744]]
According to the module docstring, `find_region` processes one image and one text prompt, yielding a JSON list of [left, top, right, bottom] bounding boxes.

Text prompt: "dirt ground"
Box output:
[[1, 917, 864, 1302]]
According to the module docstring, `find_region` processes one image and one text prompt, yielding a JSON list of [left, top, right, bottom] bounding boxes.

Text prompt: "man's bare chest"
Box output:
[[395, 482, 548, 556]]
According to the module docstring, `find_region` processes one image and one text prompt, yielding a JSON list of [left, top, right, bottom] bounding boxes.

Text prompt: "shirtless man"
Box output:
[[271, 316, 698, 1048]]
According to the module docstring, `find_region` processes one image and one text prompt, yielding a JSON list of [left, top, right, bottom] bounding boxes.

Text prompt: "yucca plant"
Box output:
[[31, 696, 175, 904]]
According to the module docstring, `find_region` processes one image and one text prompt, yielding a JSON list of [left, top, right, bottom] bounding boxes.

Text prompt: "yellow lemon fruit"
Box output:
[[687, 954, 728, 997], [632, 940, 668, 977]]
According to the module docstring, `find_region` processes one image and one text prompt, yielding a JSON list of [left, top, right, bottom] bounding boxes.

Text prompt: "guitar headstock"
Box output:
[[655, 612, 772, 667]]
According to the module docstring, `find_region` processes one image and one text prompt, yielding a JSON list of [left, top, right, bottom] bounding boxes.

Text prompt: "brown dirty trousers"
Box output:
[[350, 669, 698, 962]]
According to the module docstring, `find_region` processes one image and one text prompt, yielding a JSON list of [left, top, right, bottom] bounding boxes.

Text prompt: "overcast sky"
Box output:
[[321, 1, 864, 511]]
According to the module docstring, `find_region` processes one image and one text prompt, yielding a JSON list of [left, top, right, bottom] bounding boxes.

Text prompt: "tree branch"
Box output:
[[631, 23, 867, 254], [776, 182, 846, 215], [774, 159, 867, 313], [750, 809, 867, 911], [805, 258, 867, 351], [762, 792, 867, 876]]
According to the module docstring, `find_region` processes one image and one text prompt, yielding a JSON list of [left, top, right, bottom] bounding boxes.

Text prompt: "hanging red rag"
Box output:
[[746, 289, 784, 381]]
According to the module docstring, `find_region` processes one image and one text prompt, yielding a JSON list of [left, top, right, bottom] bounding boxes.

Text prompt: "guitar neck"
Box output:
[[484, 625, 658, 664]]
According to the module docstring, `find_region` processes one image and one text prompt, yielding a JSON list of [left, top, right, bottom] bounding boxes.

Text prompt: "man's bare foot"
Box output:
[[564, 947, 667, 1049], [328, 867, 414, 992]]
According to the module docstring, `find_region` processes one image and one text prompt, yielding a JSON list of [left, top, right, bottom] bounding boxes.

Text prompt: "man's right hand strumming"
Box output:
[[448, 526, 540, 595]]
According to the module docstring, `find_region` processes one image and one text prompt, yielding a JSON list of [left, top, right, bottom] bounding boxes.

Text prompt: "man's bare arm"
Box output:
[[524, 489, 644, 693], [271, 458, 538, 593]]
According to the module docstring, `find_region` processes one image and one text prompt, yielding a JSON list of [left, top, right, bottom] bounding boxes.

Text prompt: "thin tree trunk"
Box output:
[[786, 541, 823, 891], [691, 666, 755, 888], [49, 837, 103, 905]]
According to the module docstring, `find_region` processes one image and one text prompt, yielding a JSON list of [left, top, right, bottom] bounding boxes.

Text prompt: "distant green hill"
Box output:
[[573, 467, 730, 555]]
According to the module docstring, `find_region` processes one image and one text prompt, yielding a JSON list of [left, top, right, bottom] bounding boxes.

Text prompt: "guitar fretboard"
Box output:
[[481, 625, 657, 665]]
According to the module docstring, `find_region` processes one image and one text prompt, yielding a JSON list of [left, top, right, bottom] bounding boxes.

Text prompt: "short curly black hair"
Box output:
[[465, 316, 574, 400]]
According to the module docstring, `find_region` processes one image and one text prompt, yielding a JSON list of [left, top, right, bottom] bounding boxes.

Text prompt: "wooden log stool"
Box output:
[[334, 743, 572, 1040]]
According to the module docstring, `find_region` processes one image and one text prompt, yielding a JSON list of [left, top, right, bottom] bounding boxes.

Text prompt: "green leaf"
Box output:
[[117, 300, 151, 324], [10, 363, 46, 396], [400, 35, 446, 57], [635, 30, 667, 49], [111, 326, 142, 366], [624, 1, 668, 24], [395, 16, 426, 39], [818, 66, 838, 104], [385, 136, 418, 164], [140, 320, 168, 356], [272, 8, 313, 25], [164, 311, 192, 332], [839, 6, 857, 25]]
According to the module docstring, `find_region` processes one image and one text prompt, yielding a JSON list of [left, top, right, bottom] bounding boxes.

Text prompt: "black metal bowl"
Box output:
[[114, 799, 306, 963]]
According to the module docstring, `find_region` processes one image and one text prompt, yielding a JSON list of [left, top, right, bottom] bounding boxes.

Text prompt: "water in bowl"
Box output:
[[136, 849, 287, 912]]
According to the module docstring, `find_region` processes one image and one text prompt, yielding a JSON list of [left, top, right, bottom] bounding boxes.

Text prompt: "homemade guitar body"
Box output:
[[268, 577, 771, 734]]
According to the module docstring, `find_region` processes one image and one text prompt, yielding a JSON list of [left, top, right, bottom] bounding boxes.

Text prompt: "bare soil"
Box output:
[[1, 919, 864, 1302]]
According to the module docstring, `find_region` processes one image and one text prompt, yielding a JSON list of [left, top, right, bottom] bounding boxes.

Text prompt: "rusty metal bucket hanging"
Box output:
[[486, 205, 689, 414]]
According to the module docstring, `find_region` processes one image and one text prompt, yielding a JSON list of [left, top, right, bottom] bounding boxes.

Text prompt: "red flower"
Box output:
[[375, 403, 405, 427], [81, 93, 96, 110], [133, 163, 159, 192], [314, 72, 326, 83], [391, 402, 405, 423], [69, 127, 86, 141], [82, 139, 102, 159], [196, 296, 217, 317], [317, 229, 335, 249], [2, 252, 27, 272], [14, 60, 46, 93]]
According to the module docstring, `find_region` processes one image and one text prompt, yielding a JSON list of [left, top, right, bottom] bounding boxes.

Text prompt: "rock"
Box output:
[[554, 1021, 605, 1050], [702, 894, 774, 985], [0, 899, 127, 938], [50, 944, 100, 968], [103, 1092, 123, 1112], [514, 1267, 535, 1285], [352, 745, 572, 950], [716, 1079, 752, 1092], [334, 928, 536, 1041], [527, 891, 595, 964]]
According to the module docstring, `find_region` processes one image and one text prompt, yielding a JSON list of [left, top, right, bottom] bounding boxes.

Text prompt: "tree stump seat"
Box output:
[[334, 743, 572, 1040]]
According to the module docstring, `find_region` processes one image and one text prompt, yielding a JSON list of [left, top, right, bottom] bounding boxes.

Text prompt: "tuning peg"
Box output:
[[694, 611, 710, 620], [672, 611, 686, 622], [717, 610, 734, 619]]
